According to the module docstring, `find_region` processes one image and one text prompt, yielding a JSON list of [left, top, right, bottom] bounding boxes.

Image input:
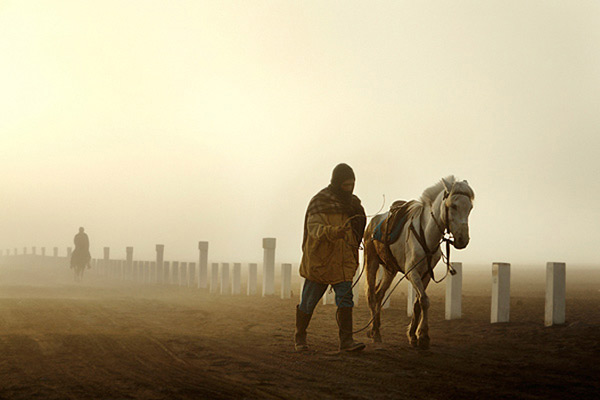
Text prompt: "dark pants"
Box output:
[[298, 278, 354, 314]]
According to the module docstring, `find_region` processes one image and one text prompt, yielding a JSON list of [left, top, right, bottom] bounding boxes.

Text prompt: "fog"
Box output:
[[1, 1, 599, 266]]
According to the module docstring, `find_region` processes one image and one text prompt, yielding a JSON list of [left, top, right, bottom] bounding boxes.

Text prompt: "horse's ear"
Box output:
[[463, 180, 469, 185], [441, 178, 451, 192]]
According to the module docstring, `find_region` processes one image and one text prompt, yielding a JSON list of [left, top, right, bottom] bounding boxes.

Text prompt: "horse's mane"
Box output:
[[420, 175, 475, 206]]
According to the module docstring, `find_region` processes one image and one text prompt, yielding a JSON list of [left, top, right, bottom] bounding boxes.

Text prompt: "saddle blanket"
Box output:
[[373, 200, 416, 244]]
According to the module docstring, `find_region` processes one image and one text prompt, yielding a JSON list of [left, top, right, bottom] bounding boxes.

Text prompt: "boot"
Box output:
[[295, 305, 313, 352], [338, 307, 365, 352]]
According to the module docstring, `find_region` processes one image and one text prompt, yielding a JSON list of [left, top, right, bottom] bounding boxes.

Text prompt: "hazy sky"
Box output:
[[1, 1, 599, 266]]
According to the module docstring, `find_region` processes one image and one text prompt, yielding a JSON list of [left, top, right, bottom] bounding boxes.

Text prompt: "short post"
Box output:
[[103, 247, 109, 277], [188, 262, 196, 287], [445, 262, 462, 320], [198, 241, 209, 289], [221, 263, 230, 295], [118, 260, 124, 280], [491, 262, 511, 323], [407, 280, 416, 317], [23, 247, 27, 255], [67, 247, 73, 258], [144, 261, 151, 284], [210, 263, 219, 294], [171, 261, 179, 285], [323, 287, 335, 305], [126, 247, 134, 280], [41, 247, 46, 256], [262, 238, 276, 296], [155, 245, 164, 284], [32, 247, 37, 255], [247, 263, 257, 295], [179, 262, 188, 286], [163, 261, 170, 284], [53, 247, 58, 257], [132, 261, 139, 282], [150, 261, 157, 283], [281, 263, 292, 299], [545, 262, 566, 326], [232, 263, 241, 295]]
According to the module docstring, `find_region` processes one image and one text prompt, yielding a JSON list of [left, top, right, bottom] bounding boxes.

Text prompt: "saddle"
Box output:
[[372, 200, 416, 271]]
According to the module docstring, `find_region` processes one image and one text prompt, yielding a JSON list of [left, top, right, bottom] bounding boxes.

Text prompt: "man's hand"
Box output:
[[333, 225, 351, 240]]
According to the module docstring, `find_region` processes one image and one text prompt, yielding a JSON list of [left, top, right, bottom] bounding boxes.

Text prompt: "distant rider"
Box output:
[[71, 227, 91, 269]]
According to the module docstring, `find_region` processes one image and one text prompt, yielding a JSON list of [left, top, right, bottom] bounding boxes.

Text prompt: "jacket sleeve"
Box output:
[[307, 213, 340, 242]]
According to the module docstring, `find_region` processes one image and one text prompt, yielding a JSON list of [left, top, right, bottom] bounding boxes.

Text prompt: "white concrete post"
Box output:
[[545, 262, 566, 326], [144, 261, 151, 284], [281, 263, 292, 299], [198, 242, 209, 289], [188, 262, 196, 288], [150, 261, 156, 283], [262, 238, 276, 296], [445, 262, 462, 320], [53, 247, 58, 257], [179, 262, 188, 286], [378, 267, 390, 309], [103, 247, 109, 277], [171, 261, 179, 285], [323, 287, 335, 305], [407, 279, 416, 317], [155, 244, 164, 284], [32, 246, 36, 255], [221, 263, 230, 295], [491, 262, 511, 323], [210, 263, 219, 294], [132, 261, 139, 282], [232, 263, 241, 295], [247, 263, 257, 295], [118, 260, 124, 280], [126, 247, 133, 280], [41, 247, 46, 256], [163, 261, 170, 284]]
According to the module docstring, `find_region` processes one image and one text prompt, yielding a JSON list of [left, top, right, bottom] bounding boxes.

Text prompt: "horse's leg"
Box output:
[[364, 243, 382, 342], [406, 281, 421, 348], [372, 268, 395, 342], [407, 270, 430, 350]]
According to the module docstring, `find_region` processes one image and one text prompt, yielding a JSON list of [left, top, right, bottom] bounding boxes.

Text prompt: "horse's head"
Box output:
[[441, 178, 474, 249]]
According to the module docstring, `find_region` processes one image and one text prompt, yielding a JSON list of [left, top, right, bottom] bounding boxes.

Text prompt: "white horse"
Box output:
[[364, 176, 474, 349]]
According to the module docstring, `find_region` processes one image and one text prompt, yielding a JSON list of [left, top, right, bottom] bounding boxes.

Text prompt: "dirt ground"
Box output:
[[0, 263, 598, 400]]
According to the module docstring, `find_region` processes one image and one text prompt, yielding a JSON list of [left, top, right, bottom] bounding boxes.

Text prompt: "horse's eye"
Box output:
[[451, 204, 458, 210]]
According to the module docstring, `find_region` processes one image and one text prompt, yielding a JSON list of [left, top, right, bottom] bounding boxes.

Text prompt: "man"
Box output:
[[71, 227, 91, 269], [295, 163, 367, 352]]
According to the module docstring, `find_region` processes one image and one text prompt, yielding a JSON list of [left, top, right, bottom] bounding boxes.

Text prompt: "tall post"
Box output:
[[221, 263, 230, 295], [232, 263, 241, 295], [210, 263, 219, 294], [126, 247, 134, 280], [545, 262, 566, 326], [445, 262, 462, 320], [281, 263, 292, 299], [198, 241, 208, 289], [491, 262, 511, 323], [155, 245, 164, 284], [247, 263, 257, 295], [262, 238, 276, 296]]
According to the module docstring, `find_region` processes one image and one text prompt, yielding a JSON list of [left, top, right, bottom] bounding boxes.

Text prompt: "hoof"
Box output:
[[409, 337, 418, 348], [417, 337, 430, 350], [295, 344, 309, 352], [367, 330, 382, 343]]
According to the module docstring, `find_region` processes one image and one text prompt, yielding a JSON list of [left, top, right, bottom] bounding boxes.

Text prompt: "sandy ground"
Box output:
[[0, 263, 598, 400]]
